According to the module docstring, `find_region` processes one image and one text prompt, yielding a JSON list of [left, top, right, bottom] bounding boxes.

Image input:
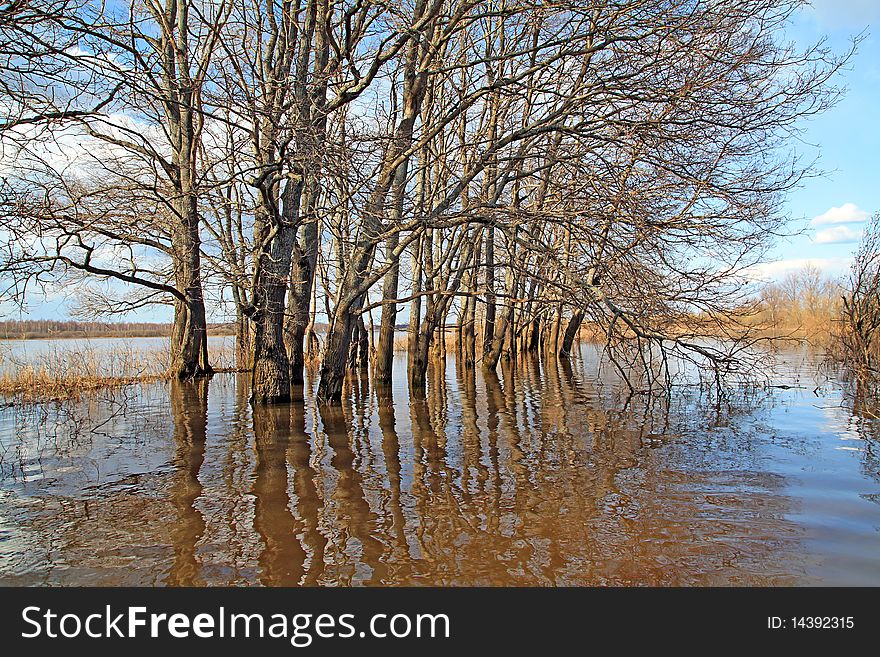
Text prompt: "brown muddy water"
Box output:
[[0, 343, 878, 586]]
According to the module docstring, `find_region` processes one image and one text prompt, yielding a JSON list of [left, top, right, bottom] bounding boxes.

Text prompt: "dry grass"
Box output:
[[0, 339, 236, 402], [390, 328, 461, 353], [0, 369, 168, 402], [743, 304, 840, 349], [0, 345, 165, 401]]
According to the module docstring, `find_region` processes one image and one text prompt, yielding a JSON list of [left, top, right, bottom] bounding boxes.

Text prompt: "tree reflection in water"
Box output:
[[165, 379, 208, 586], [2, 347, 878, 585]]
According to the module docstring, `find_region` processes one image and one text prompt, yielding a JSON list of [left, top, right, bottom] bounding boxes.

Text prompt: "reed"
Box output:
[[0, 340, 237, 402]]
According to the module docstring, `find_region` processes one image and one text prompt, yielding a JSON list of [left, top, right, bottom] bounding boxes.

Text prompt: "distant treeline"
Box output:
[[0, 320, 236, 340]]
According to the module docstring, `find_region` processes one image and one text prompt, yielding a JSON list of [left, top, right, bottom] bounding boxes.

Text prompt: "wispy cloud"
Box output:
[[810, 203, 869, 226], [744, 257, 852, 282], [813, 224, 863, 244]]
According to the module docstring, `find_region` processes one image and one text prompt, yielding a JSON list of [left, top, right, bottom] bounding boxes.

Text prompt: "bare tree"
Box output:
[[0, 0, 852, 404], [841, 213, 880, 384], [0, 0, 232, 378]]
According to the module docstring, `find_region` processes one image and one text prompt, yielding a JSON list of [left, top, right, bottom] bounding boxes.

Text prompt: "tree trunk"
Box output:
[[431, 323, 444, 361], [317, 27, 429, 403], [251, 177, 304, 404], [287, 204, 318, 385], [462, 292, 477, 367], [559, 309, 584, 357], [483, 256, 516, 372], [483, 304, 514, 372], [317, 289, 364, 403], [348, 313, 370, 370], [306, 282, 320, 362], [374, 231, 400, 383], [286, 5, 327, 385], [483, 225, 495, 356], [169, 198, 212, 379], [408, 228, 477, 387], [235, 307, 253, 371], [248, 0, 320, 403], [374, 29, 428, 385], [459, 233, 480, 368], [170, 291, 211, 379], [410, 313, 432, 390], [528, 315, 542, 352], [546, 304, 562, 358]]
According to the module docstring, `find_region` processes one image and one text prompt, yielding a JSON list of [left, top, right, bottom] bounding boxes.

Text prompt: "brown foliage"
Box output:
[[840, 214, 880, 384], [754, 263, 842, 346]]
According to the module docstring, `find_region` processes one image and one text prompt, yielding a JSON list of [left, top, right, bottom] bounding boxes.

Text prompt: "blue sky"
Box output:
[[764, 0, 880, 279], [6, 1, 880, 322]]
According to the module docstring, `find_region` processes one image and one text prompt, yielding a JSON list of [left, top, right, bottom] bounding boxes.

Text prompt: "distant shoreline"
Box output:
[[0, 320, 235, 341], [0, 331, 236, 341]]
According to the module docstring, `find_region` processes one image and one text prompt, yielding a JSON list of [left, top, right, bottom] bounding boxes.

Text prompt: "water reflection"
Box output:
[[376, 383, 410, 581], [289, 389, 327, 586], [252, 402, 304, 586], [166, 380, 208, 586], [1, 346, 879, 585], [320, 401, 386, 586]]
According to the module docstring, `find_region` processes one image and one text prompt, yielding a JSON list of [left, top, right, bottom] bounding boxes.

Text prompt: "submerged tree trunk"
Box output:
[[318, 7, 431, 404], [249, 0, 320, 403], [234, 306, 253, 371], [459, 232, 480, 368], [461, 293, 477, 366], [546, 304, 562, 358], [169, 195, 212, 379], [170, 290, 212, 379], [286, 2, 327, 386], [374, 231, 400, 383], [288, 199, 319, 385], [483, 254, 516, 372], [407, 233, 423, 377], [375, 25, 428, 385], [527, 316, 542, 352], [251, 177, 305, 404], [559, 309, 584, 357], [408, 232, 476, 388], [317, 309, 357, 403], [483, 303, 515, 372], [166, 9, 212, 381], [306, 284, 320, 362], [348, 313, 370, 370], [483, 225, 495, 357], [431, 319, 446, 361], [409, 311, 432, 390]]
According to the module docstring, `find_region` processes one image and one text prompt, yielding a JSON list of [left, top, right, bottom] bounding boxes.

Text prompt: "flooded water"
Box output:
[[0, 343, 878, 586], [0, 335, 236, 375]]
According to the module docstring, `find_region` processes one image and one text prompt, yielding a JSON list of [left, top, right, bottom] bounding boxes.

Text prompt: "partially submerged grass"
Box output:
[[0, 340, 237, 402], [0, 368, 167, 402]]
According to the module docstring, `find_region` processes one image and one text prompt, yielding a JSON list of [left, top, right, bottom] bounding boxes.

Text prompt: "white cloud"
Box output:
[[744, 257, 852, 282], [810, 203, 869, 226], [813, 224, 863, 244]]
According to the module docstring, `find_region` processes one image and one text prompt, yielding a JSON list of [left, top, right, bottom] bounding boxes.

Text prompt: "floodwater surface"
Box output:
[[0, 343, 878, 586], [0, 335, 236, 374]]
